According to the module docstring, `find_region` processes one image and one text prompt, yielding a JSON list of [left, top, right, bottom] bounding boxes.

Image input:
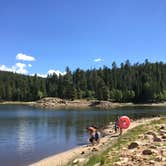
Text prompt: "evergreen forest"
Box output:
[[1, 60, 166, 103]]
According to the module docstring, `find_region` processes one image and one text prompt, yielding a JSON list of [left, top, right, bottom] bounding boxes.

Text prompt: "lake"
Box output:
[[0, 105, 166, 166]]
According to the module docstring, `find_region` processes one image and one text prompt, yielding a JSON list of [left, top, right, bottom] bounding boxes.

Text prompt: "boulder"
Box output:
[[128, 142, 139, 149], [162, 134, 166, 139], [155, 156, 163, 162], [142, 149, 153, 155], [153, 136, 162, 142], [160, 126, 165, 129]]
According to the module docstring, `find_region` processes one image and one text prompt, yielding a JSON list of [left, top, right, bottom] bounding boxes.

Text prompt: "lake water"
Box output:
[[0, 105, 166, 166]]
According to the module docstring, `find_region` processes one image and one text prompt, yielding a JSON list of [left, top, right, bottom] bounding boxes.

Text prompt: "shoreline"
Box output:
[[1, 97, 166, 110], [29, 117, 161, 166]]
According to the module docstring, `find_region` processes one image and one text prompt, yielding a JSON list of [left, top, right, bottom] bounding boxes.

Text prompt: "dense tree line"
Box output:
[[1, 60, 166, 102]]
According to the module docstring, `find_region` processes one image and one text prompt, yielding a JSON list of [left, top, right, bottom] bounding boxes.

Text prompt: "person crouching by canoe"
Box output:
[[87, 126, 100, 145]]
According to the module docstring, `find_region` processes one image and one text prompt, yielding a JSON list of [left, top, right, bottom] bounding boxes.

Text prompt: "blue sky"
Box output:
[[0, 0, 166, 76]]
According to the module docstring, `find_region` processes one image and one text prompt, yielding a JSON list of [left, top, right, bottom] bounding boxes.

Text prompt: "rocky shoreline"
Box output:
[[1, 97, 166, 110], [31, 97, 127, 109], [28, 97, 166, 110]]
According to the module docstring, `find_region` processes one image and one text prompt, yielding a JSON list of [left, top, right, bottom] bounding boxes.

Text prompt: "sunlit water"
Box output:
[[0, 104, 166, 166]]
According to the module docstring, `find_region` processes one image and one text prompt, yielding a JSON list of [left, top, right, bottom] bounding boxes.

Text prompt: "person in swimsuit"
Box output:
[[87, 126, 100, 145]]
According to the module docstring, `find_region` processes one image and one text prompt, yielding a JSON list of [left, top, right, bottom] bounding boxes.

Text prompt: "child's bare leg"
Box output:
[[119, 128, 123, 135]]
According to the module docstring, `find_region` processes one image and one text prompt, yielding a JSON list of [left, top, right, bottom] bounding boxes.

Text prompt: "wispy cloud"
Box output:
[[16, 53, 35, 61], [0, 63, 28, 74], [94, 58, 103, 62], [28, 64, 32, 67]]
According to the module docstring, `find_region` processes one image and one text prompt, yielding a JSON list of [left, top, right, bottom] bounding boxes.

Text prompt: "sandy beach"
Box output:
[[29, 117, 160, 166]]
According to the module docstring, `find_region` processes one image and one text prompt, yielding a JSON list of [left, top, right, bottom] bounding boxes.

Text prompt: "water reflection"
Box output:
[[17, 119, 35, 158]]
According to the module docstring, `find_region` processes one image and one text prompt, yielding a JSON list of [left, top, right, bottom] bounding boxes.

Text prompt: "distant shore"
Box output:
[[1, 97, 166, 110]]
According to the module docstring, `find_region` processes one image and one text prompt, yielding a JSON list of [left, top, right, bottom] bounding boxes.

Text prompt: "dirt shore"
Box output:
[[32, 97, 166, 110], [29, 117, 160, 166], [1, 97, 166, 110]]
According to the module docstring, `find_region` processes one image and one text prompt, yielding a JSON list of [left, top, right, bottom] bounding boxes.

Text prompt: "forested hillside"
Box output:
[[1, 60, 166, 102]]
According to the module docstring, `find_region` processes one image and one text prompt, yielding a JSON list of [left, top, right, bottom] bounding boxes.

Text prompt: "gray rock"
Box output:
[[81, 151, 85, 154], [155, 156, 163, 162], [160, 129, 166, 134], [144, 134, 154, 142], [138, 134, 144, 139], [149, 145, 157, 149], [146, 131, 157, 137], [93, 163, 101, 166], [72, 158, 87, 165], [73, 159, 79, 164], [142, 149, 153, 155], [92, 147, 99, 152], [153, 136, 162, 142], [128, 142, 139, 149], [162, 134, 166, 139], [160, 126, 165, 129], [161, 149, 166, 157], [113, 161, 122, 166], [149, 160, 155, 164]]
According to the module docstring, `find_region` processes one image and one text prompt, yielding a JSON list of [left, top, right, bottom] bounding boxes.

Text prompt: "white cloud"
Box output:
[[94, 58, 103, 62], [28, 64, 32, 67], [16, 62, 26, 68], [47, 69, 66, 76], [33, 73, 47, 78], [0, 64, 15, 72], [15, 63, 28, 74], [0, 63, 28, 74], [16, 53, 35, 61], [32, 69, 66, 78]]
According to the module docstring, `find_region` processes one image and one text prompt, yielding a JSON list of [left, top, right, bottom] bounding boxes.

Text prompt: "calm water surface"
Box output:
[[0, 105, 166, 166]]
